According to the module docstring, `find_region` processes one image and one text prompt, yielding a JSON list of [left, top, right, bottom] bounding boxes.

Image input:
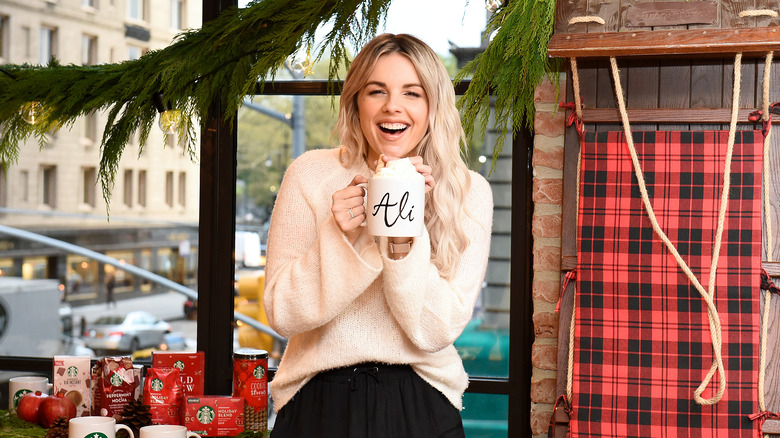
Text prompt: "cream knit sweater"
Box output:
[[263, 147, 493, 413]]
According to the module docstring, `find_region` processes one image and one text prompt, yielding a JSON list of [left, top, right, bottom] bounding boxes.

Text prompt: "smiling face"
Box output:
[[357, 52, 429, 168]]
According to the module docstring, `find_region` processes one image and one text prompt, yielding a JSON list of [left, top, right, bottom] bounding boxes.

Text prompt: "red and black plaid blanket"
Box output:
[[572, 130, 763, 437]]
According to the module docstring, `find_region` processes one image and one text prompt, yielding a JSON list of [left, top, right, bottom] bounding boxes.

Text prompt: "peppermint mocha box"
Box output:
[[152, 351, 205, 396]]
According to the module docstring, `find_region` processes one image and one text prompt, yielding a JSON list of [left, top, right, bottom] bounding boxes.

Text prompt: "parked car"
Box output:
[[82, 310, 171, 355]]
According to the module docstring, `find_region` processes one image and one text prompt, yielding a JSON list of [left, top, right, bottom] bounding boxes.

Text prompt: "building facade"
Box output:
[[0, 0, 202, 303]]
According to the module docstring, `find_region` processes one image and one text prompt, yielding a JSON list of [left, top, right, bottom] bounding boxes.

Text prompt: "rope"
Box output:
[[758, 52, 774, 431], [568, 16, 606, 25], [570, 58, 583, 120], [608, 54, 745, 405], [738, 9, 779, 17]]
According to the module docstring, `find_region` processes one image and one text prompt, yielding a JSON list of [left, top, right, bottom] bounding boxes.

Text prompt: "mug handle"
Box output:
[[186, 432, 202, 438], [116, 424, 135, 438]]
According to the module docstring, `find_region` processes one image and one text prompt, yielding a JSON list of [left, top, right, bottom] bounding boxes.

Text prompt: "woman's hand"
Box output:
[[331, 175, 368, 244], [379, 155, 436, 193]]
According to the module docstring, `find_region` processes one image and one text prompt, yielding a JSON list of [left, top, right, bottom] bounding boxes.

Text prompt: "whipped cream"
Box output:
[[374, 158, 423, 180]]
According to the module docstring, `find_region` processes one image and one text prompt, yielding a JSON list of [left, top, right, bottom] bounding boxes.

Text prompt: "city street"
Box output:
[[71, 291, 203, 352]]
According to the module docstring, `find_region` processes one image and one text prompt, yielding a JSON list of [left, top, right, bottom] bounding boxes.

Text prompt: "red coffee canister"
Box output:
[[232, 348, 268, 432]]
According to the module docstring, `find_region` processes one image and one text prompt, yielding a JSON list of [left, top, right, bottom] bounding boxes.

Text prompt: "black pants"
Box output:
[[270, 363, 466, 438]]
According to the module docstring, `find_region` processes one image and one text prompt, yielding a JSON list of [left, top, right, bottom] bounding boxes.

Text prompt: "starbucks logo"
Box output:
[[196, 406, 215, 424], [174, 360, 185, 371], [12, 389, 32, 409], [109, 373, 123, 387], [67, 366, 79, 377], [151, 378, 164, 391], [253, 365, 265, 380], [86, 433, 108, 438]]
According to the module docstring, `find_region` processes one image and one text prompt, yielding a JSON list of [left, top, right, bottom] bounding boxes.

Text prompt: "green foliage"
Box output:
[[0, 0, 560, 206], [455, 0, 561, 173], [0, 410, 47, 438], [0, 0, 391, 208]]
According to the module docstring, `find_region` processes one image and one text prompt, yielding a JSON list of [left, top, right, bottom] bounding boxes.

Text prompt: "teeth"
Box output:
[[379, 123, 408, 130]]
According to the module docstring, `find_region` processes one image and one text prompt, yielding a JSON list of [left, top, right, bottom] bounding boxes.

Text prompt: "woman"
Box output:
[[264, 33, 493, 437]]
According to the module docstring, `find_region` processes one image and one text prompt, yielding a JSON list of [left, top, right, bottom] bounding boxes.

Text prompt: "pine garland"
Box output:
[[0, 0, 558, 204], [456, 0, 560, 171], [0, 0, 391, 206]]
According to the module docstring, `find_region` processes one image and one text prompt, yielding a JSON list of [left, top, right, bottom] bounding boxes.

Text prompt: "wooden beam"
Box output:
[[548, 27, 780, 58], [573, 108, 773, 124]]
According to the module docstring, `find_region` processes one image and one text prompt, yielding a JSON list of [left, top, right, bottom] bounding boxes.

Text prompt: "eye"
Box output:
[[367, 89, 385, 96], [405, 91, 421, 98]]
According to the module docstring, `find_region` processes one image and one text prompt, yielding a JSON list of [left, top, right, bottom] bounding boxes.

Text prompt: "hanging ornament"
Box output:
[[285, 47, 314, 78], [158, 109, 182, 135], [152, 92, 180, 135], [485, 0, 502, 13], [20, 101, 45, 125]]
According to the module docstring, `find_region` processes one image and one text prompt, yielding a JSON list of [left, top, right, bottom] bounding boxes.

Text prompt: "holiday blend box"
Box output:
[[152, 351, 205, 396], [182, 396, 244, 437]]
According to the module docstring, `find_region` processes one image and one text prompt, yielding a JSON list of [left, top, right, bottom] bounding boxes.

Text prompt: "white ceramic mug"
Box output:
[[366, 177, 425, 237], [9, 376, 51, 411], [69, 416, 134, 438], [140, 425, 201, 438]]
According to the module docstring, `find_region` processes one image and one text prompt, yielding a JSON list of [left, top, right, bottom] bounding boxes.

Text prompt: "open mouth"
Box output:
[[379, 122, 409, 134]]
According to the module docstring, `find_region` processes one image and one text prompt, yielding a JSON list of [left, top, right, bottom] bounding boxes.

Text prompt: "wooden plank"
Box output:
[[555, 274, 576, 410], [591, 0, 621, 32], [579, 107, 769, 123], [658, 59, 692, 131], [548, 26, 780, 58], [761, 290, 780, 415], [723, 0, 759, 28], [767, 262, 780, 277], [757, 0, 780, 27], [624, 1, 718, 28], [556, 0, 590, 34], [626, 58, 660, 131]]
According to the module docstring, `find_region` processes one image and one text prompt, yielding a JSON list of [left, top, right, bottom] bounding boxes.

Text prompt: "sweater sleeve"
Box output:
[[380, 173, 494, 352], [263, 154, 383, 338]]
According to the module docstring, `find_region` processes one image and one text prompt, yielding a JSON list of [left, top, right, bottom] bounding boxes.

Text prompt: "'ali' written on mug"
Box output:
[[371, 192, 416, 227]]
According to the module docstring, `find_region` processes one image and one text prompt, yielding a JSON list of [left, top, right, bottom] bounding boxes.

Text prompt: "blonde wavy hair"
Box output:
[[336, 33, 471, 280]]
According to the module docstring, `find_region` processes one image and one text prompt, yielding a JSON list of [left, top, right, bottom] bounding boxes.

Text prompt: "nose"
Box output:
[[382, 93, 401, 113]]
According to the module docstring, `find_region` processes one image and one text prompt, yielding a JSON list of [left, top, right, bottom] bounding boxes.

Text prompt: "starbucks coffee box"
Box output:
[[53, 355, 92, 417], [183, 396, 244, 437], [152, 351, 205, 396]]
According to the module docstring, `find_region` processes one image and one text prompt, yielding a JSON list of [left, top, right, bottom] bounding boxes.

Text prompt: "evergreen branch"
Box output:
[[0, 0, 391, 208], [455, 0, 560, 173]]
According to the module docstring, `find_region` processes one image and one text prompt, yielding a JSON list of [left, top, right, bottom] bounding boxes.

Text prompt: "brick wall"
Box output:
[[530, 74, 566, 437]]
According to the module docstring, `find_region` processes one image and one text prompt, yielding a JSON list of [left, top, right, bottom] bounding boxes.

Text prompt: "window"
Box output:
[[0, 168, 6, 208], [128, 45, 142, 61], [82, 167, 97, 207], [178, 172, 186, 207], [81, 34, 97, 65], [165, 171, 174, 207], [128, 0, 147, 22], [19, 170, 29, 202], [170, 0, 185, 30], [138, 170, 147, 207], [0, 16, 8, 62], [39, 26, 57, 65], [123, 169, 133, 207], [83, 111, 98, 145], [41, 165, 57, 208], [22, 26, 31, 60]]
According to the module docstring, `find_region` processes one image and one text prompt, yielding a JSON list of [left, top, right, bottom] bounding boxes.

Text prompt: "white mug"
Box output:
[[366, 177, 425, 237], [140, 425, 201, 438], [69, 416, 134, 438], [9, 376, 51, 411]]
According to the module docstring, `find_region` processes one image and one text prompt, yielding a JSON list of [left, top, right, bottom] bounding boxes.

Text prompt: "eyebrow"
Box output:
[[364, 80, 423, 89]]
